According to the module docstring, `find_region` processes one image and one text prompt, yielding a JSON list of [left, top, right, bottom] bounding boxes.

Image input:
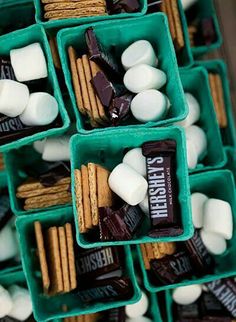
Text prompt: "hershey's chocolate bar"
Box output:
[[76, 246, 120, 279], [78, 277, 132, 302], [184, 230, 214, 275], [148, 226, 183, 238], [206, 279, 236, 318], [100, 203, 144, 240], [0, 57, 15, 80], [150, 250, 193, 284], [105, 307, 126, 322], [142, 140, 179, 230], [0, 115, 30, 134], [85, 28, 122, 80]]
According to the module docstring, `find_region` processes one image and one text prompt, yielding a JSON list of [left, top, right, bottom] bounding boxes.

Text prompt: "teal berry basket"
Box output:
[[0, 24, 70, 152], [0, 0, 35, 37], [187, 0, 222, 57], [138, 169, 236, 293], [195, 59, 236, 148], [57, 13, 188, 133], [224, 147, 236, 185], [179, 66, 226, 173], [16, 206, 141, 322], [0, 269, 27, 289], [71, 126, 193, 248], [4, 144, 72, 216], [33, 0, 147, 29]]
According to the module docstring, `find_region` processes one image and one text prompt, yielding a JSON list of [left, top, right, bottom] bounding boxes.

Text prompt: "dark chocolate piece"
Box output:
[[91, 71, 114, 107], [0, 193, 12, 230], [99, 208, 114, 241], [76, 247, 121, 280], [100, 203, 144, 240], [0, 57, 15, 80], [148, 226, 183, 238], [39, 162, 71, 187], [107, 0, 140, 13], [142, 140, 179, 230], [201, 17, 216, 46], [105, 307, 126, 322], [108, 94, 132, 126], [147, 0, 162, 13], [150, 250, 193, 284], [184, 230, 214, 275], [78, 277, 133, 302], [206, 279, 236, 318], [85, 28, 122, 80]]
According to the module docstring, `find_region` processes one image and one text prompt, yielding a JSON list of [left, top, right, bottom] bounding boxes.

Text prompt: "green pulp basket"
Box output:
[[138, 169, 236, 293], [165, 290, 175, 322], [224, 147, 236, 185], [71, 126, 193, 248], [0, 24, 70, 153], [0, 269, 27, 288], [195, 59, 236, 148], [188, 0, 222, 57], [33, 0, 147, 29], [179, 66, 226, 173], [4, 144, 72, 216], [0, 0, 35, 37], [16, 207, 141, 322], [57, 13, 188, 133]]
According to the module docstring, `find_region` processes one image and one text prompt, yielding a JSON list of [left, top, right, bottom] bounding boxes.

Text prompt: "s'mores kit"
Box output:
[[1, 0, 236, 322]]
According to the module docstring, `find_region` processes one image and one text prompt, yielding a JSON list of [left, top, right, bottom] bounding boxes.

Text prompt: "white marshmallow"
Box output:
[[123, 148, 146, 177], [8, 285, 32, 321], [19, 92, 59, 126], [10, 43, 48, 82], [191, 192, 208, 228], [177, 93, 200, 128], [33, 139, 46, 154], [139, 194, 149, 215], [0, 285, 13, 318], [200, 229, 227, 255], [186, 139, 198, 169], [121, 40, 158, 71], [0, 80, 29, 117], [108, 163, 148, 206], [172, 285, 202, 305], [185, 125, 207, 160], [127, 318, 152, 322], [0, 224, 18, 261], [124, 64, 167, 93], [181, 0, 197, 10], [42, 136, 70, 162], [125, 291, 149, 318], [131, 89, 168, 123], [203, 198, 233, 240]]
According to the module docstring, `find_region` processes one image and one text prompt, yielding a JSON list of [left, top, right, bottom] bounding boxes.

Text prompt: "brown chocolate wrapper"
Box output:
[[105, 307, 126, 322], [106, 0, 140, 14], [0, 57, 16, 80]]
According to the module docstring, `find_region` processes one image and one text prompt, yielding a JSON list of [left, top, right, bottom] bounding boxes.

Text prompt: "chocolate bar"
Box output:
[[150, 250, 193, 284], [200, 292, 228, 317], [85, 28, 122, 80], [76, 247, 121, 280], [108, 94, 132, 126], [78, 277, 133, 302], [148, 226, 183, 238], [0, 57, 16, 80], [206, 279, 236, 318], [175, 302, 200, 319], [107, 0, 140, 14], [100, 203, 144, 240], [142, 140, 180, 233], [105, 307, 126, 322], [39, 162, 71, 187], [91, 71, 114, 107], [184, 230, 214, 275]]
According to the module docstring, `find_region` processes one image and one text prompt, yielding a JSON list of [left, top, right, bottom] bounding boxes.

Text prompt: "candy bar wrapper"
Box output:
[[105, 307, 126, 322], [0, 57, 16, 80]]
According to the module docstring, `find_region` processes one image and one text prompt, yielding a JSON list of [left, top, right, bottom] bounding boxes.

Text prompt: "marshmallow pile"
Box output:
[[172, 284, 203, 306], [177, 93, 207, 169], [0, 284, 32, 321], [191, 192, 233, 255], [121, 40, 170, 123], [0, 43, 58, 127], [109, 148, 148, 206], [125, 291, 152, 322], [33, 136, 70, 162]]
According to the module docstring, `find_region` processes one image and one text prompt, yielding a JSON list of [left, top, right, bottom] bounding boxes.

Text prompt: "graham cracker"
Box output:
[[44, 7, 106, 20], [145, 243, 155, 261], [42, 0, 81, 3], [49, 37, 61, 70], [74, 169, 86, 233], [65, 223, 77, 290], [24, 195, 72, 210], [96, 164, 113, 207], [17, 177, 71, 193], [87, 163, 99, 226], [46, 226, 63, 295], [17, 183, 70, 199], [68, 46, 85, 115], [152, 243, 166, 259], [157, 242, 176, 256], [24, 191, 71, 205], [77, 317, 84, 322], [81, 165, 93, 230], [58, 226, 70, 293], [164, 0, 177, 44], [34, 221, 50, 293], [140, 244, 151, 270], [44, 0, 105, 11], [209, 73, 222, 127], [214, 74, 227, 128], [171, 0, 184, 50], [77, 57, 92, 119]]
